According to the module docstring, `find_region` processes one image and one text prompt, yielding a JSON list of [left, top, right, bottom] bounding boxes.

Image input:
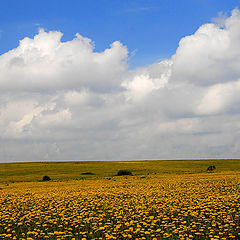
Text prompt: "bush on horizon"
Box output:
[[117, 170, 133, 176], [42, 175, 51, 181]]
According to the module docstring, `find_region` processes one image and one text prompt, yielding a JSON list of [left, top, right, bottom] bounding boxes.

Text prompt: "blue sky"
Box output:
[[0, 0, 238, 68]]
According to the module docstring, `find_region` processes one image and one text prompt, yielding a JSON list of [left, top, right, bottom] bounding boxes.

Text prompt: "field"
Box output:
[[1, 159, 240, 183], [1, 159, 240, 239]]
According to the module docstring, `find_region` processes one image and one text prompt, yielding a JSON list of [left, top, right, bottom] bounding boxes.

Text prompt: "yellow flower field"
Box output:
[[0, 172, 240, 239]]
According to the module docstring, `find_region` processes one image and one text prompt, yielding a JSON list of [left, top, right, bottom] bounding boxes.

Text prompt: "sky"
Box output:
[[0, 0, 238, 68], [1, 1, 240, 162]]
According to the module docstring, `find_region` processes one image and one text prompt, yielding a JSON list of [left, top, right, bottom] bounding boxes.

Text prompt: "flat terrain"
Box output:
[[1, 159, 240, 183], [1, 171, 240, 239], [1, 160, 240, 239]]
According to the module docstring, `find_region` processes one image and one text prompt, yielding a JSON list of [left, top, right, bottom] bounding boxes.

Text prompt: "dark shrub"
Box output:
[[117, 170, 133, 176], [42, 175, 51, 181], [207, 166, 216, 172], [81, 172, 95, 175]]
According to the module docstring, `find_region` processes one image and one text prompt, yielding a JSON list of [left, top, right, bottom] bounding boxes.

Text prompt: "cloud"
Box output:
[[171, 9, 240, 85], [122, 60, 171, 102], [2, 9, 240, 161], [64, 89, 90, 106], [0, 29, 128, 92], [196, 80, 240, 115], [212, 11, 228, 27]]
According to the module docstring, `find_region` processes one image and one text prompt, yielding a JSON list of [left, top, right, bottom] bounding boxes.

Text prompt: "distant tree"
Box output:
[[207, 166, 216, 172], [42, 175, 51, 181], [117, 170, 132, 176]]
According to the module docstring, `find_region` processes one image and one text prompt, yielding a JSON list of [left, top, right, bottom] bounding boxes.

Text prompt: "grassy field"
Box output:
[[1, 171, 240, 239], [1, 159, 240, 183], [1, 160, 240, 239]]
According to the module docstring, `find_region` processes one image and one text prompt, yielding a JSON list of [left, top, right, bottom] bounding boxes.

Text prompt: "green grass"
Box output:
[[1, 159, 240, 183]]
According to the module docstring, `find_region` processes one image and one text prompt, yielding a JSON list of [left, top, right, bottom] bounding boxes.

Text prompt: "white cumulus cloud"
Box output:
[[0, 29, 128, 92], [2, 9, 240, 161]]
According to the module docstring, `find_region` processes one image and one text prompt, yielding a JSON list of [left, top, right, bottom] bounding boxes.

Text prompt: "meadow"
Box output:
[[1, 159, 240, 239], [1, 159, 240, 183]]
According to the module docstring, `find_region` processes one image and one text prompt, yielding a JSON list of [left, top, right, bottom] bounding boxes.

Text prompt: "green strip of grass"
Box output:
[[1, 159, 240, 183]]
